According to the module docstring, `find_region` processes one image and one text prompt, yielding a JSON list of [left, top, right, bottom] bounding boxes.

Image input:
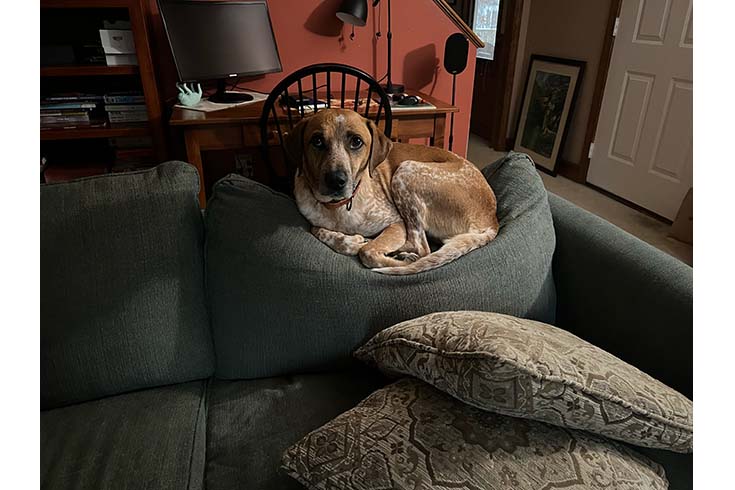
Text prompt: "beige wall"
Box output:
[[509, 0, 611, 164]]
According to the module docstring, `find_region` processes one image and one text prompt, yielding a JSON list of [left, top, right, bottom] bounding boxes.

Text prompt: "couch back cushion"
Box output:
[[41, 162, 215, 409], [205, 152, 556, 379]]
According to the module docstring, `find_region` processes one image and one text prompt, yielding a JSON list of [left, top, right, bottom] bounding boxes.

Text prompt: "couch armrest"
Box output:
[[548, 193, 692, 397]]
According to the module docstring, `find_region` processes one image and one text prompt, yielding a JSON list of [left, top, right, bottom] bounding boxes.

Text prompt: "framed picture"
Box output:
[[514, 55, 585, 174]]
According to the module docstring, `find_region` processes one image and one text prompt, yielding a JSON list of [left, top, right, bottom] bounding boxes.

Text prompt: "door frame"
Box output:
[[560, 0, 623, 183], [470, 0, 526, 151], [495, 0, 525, 150]]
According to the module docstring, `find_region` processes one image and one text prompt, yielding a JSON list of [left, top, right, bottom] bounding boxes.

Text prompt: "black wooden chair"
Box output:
[[259, 63, 392, 193]]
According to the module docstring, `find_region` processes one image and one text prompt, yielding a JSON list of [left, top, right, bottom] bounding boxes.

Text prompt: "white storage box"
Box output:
[[99, 29, 136, 54], [105, 54, 138, 66]]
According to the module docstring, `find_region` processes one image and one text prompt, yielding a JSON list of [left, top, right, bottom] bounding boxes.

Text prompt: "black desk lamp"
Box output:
[[337, 0, 404, 94], [336, 0, 368, 26]]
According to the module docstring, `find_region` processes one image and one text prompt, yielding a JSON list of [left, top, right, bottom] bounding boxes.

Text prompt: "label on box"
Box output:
[[99, 29, 136, 54]]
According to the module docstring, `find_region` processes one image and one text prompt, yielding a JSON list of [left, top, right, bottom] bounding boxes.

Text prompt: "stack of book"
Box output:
[[41, 94, 104, 129], [104, 92, 148, 125]]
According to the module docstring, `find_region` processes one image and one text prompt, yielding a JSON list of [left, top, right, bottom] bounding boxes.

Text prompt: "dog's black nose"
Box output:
[[324, 170, 348, 192]]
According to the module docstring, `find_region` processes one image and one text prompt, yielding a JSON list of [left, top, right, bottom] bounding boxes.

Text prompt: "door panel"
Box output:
[[587, 0, 692, 220], [633, 0, 671, 44], [649, 79, 692, 181], [609, 71, 654, 164]]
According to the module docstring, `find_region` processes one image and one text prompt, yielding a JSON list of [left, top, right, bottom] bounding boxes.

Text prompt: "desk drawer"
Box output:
[[193, 126, 243, 150], [395, 116, 436, 139]]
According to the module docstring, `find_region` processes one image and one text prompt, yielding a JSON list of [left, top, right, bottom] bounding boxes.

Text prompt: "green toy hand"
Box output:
[[177, 82, 202, 107]]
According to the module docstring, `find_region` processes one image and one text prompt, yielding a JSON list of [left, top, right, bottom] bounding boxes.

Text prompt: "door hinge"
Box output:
[[613, 17, 620, 37], [588, 142, 596, 159]]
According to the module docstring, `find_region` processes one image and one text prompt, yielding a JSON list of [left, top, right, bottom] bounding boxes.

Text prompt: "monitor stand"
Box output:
[[208, 79, 254, 104]]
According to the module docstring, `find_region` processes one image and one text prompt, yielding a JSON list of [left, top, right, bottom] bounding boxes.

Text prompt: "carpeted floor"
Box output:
[[467, 133, 692, 266]]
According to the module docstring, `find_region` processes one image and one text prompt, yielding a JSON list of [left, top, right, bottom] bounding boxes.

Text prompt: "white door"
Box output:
[[587, 0, 692, 220]]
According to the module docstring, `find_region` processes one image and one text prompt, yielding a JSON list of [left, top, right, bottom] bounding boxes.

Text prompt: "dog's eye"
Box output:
[[310, 135, 325, 149], [349, 136, 364, 150]]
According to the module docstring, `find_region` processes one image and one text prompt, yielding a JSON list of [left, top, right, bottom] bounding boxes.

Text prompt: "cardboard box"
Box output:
[[99, 29, 135, 54], [670, 188, 693, 245]]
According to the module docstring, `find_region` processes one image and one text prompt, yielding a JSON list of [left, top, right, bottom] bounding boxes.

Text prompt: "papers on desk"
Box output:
[[175, 90, 437, 114], [390, 101, 436, 112], [174, 91, 268, 112]]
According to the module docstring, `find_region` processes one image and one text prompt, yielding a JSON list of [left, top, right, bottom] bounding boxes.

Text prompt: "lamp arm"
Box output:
[[372, 0, 402, 94], [386, 0, 392, 89]]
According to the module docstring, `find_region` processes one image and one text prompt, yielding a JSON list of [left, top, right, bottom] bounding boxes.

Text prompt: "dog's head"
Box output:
[[284, 108, 392, 203]]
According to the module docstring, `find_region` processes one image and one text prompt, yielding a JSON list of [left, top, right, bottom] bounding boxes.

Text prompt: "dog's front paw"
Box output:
[[312, 227, 369, 256], [335, 234, 369, 256]]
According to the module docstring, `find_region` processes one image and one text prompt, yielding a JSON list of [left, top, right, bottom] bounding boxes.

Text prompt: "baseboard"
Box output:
[[584, 182, 673, 225], [552, 159, 671, 223]]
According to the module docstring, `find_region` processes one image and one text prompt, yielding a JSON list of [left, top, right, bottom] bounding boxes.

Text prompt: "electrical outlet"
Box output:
[[235, 152, 255, 178]]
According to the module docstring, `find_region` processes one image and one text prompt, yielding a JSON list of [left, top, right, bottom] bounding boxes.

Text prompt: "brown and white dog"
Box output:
[[285, 108, 499, 275]]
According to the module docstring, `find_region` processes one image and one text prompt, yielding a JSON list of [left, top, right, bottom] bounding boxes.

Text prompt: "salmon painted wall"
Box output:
[[148, 0, 477, 157]]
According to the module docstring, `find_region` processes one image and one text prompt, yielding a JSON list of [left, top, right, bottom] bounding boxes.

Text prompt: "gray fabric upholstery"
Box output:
[[204, 368, 388, 490], [205, 151, 556, 379], [41, 162, 215, 409], [549, 193, 693, 398], [549, 194, 694, 487], [41, 381, 208, 490]]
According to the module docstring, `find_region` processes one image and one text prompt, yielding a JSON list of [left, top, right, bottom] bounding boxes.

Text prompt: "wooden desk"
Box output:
[[169, 90, 457, 207]]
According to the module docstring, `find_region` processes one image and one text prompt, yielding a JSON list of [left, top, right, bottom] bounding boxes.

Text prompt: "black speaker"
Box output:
[[444, 33, 469, 75], [443, 33, 469, 151]]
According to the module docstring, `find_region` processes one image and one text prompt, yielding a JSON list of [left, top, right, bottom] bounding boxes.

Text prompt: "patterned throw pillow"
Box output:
[[282, 378, 669, 489], [355, 311, 692, 453]]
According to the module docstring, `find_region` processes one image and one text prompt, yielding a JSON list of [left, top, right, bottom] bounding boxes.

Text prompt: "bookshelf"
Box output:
[[41, 125, 150, 141], [41, 0, 166, 180], [41, 65, 140, 77]]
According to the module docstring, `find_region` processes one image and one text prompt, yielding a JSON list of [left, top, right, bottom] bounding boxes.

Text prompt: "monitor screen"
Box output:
[[159, 0, 282, 82]]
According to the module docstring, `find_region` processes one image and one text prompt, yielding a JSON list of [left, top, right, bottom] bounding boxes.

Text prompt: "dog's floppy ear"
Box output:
[[283, 117, 310, 172], [366, 118, 393, 177]]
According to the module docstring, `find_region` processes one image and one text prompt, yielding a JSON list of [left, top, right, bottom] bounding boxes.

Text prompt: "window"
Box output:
[[473, 0, 500, 60]]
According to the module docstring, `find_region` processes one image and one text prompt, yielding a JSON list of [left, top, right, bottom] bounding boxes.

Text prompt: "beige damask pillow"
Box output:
[[355, 311, 692, 453], [282, 378, 668, 490]]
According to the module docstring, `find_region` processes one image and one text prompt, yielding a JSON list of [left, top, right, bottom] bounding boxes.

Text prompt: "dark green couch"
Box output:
[[40, 157, 692, 490]]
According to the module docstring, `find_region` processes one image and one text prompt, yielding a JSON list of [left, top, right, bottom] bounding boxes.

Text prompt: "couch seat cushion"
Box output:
[[41, 381, 207, 490], [41, 162, 214, 409], [205, 368, 387, 490], [205, 151, 556, 379]]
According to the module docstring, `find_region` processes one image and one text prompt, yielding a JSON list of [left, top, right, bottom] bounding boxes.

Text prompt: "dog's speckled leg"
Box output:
[[312, 227, 368, 256], [359, 221, 409, 268], [391, 162, 431, 258]]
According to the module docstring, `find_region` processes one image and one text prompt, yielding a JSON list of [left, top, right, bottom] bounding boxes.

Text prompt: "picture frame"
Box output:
[[514, 55, 585, 175]]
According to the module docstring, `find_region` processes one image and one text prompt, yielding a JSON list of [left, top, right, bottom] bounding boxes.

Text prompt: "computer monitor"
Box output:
[[159, 0, 282, 103]]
